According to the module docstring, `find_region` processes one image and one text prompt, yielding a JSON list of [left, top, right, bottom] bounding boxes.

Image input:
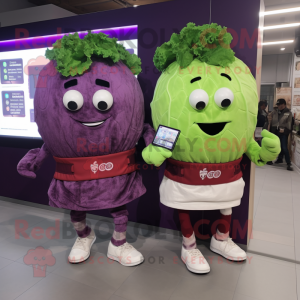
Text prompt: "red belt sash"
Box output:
[[53, 148, 137, 181], [165, 157, 243, 186]]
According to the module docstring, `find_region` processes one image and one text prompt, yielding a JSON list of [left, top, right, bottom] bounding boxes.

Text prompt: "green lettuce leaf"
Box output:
[[45, 31, 141, 77], [154, 23, 235, 72]]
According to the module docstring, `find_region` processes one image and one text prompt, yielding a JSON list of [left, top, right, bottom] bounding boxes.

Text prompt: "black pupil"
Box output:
[[221, 99, 231, 107], [196, 101, 206, 110], [98, 101, 108, 111], [68, 101, 78, 110]]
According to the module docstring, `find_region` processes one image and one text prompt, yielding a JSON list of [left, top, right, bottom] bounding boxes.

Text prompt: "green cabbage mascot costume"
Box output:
[[142, 23, 280, 274]]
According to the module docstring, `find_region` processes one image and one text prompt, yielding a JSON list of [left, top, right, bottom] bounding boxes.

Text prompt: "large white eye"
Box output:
[[189, 89, 209, 110], [63, 90, 84, 111], [214, 88, 234, 108], [93, 90, 113, 111]]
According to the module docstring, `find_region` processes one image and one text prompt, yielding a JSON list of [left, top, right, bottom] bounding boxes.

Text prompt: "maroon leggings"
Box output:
[[70, 205, 128, 246], [178, 209, 232, 238]]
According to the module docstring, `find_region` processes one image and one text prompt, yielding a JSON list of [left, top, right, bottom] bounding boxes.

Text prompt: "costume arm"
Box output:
[[17, 144, 51, 179], [141, 124, 172, 166], [245, 139, 266, 166], [246, 130, 281, 166], [142, 123, 156, 146]]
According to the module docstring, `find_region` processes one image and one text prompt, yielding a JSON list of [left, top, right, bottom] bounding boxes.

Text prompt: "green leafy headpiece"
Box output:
[[45, 31, 141, 77], [154, 23, 235, 72]]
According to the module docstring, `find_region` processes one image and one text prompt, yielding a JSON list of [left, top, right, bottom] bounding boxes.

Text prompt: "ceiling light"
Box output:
[[280, 48, 285, 50], [261, 7, 300, 16], [262, 40, 294, 45], [133, 5, 139, 7], [262, 23, 300, 30]]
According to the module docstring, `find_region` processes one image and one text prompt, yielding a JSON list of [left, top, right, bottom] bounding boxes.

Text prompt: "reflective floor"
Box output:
[[0, 163, 299, 300], [250, 163, 300, 262]]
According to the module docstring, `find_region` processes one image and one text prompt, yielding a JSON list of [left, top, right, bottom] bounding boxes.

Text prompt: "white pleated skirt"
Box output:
[[159, 176, 245, 210]]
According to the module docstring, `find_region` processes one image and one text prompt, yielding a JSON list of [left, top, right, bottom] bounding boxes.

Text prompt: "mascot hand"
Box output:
[[142, 144, 172, 166], [17, 149, 42, 179], [260, 130, 281, 162]]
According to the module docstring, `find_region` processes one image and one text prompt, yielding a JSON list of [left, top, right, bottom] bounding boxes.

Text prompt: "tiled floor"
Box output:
[[249, 163, 300, 263], [0, 163, 299, 300]]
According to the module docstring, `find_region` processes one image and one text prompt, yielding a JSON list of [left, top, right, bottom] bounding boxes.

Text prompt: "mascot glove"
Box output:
[[17, 149, 41, 179], [259, 130, 281, 163], [142, 144, 172, 167], [17, 144, 50, 179]]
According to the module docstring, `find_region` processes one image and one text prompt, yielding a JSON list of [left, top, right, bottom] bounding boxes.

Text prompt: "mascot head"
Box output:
[[35, 32, 144, 157]]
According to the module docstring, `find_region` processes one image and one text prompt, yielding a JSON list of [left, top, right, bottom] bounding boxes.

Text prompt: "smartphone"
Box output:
[[152, 125, 180, 151]]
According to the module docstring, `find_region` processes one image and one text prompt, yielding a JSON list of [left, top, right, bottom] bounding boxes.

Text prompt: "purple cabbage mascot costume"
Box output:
[[17, 32, 155, 266]]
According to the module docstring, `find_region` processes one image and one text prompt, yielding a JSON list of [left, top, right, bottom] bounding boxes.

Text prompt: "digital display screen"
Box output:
[[0, 25, 138, 138], [0, 59, 24, 84], [153, 125, 180, 150]]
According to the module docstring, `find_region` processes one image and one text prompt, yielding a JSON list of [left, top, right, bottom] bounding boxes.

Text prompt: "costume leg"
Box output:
[[70, 210, 91, 238], [107, 205, 144, 267], [216, 208, 232, 241], [177, 209, 210, 274], [109, 205, 128, 246], [178, 209, 196, 250], [210, 208, 246, 261], [68, 210, 95, 264]]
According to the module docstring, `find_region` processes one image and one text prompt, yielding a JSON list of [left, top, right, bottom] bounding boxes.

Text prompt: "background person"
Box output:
[[257, 100, 268, 127], [269, 98, 293, 171], [256, 101, 268, 146]]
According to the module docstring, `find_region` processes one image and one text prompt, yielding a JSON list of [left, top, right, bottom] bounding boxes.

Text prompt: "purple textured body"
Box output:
[[17, 59, 155, 211]]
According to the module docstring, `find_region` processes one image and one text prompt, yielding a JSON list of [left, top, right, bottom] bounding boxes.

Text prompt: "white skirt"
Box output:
[[159, 176, 245, 210]]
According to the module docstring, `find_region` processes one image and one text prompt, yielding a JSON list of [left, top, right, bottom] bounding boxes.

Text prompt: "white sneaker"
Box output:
[[181, 246, 210, 274], [107, 241, 144, 266], [68, 229, 96, 263], [210, 235, 247, 261]]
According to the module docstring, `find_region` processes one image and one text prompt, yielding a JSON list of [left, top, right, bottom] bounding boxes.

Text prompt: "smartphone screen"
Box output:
[[152, 125, 180, 151]]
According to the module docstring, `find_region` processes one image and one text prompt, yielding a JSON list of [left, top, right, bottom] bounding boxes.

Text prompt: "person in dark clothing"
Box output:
[[256, 101, 268, 146], [257, 100, 268, 127], [269, 98, 293, 171]]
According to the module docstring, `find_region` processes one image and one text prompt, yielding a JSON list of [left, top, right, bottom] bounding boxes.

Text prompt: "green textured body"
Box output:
[[143, 23, 280, 168], [151, 58, 258, 164]]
